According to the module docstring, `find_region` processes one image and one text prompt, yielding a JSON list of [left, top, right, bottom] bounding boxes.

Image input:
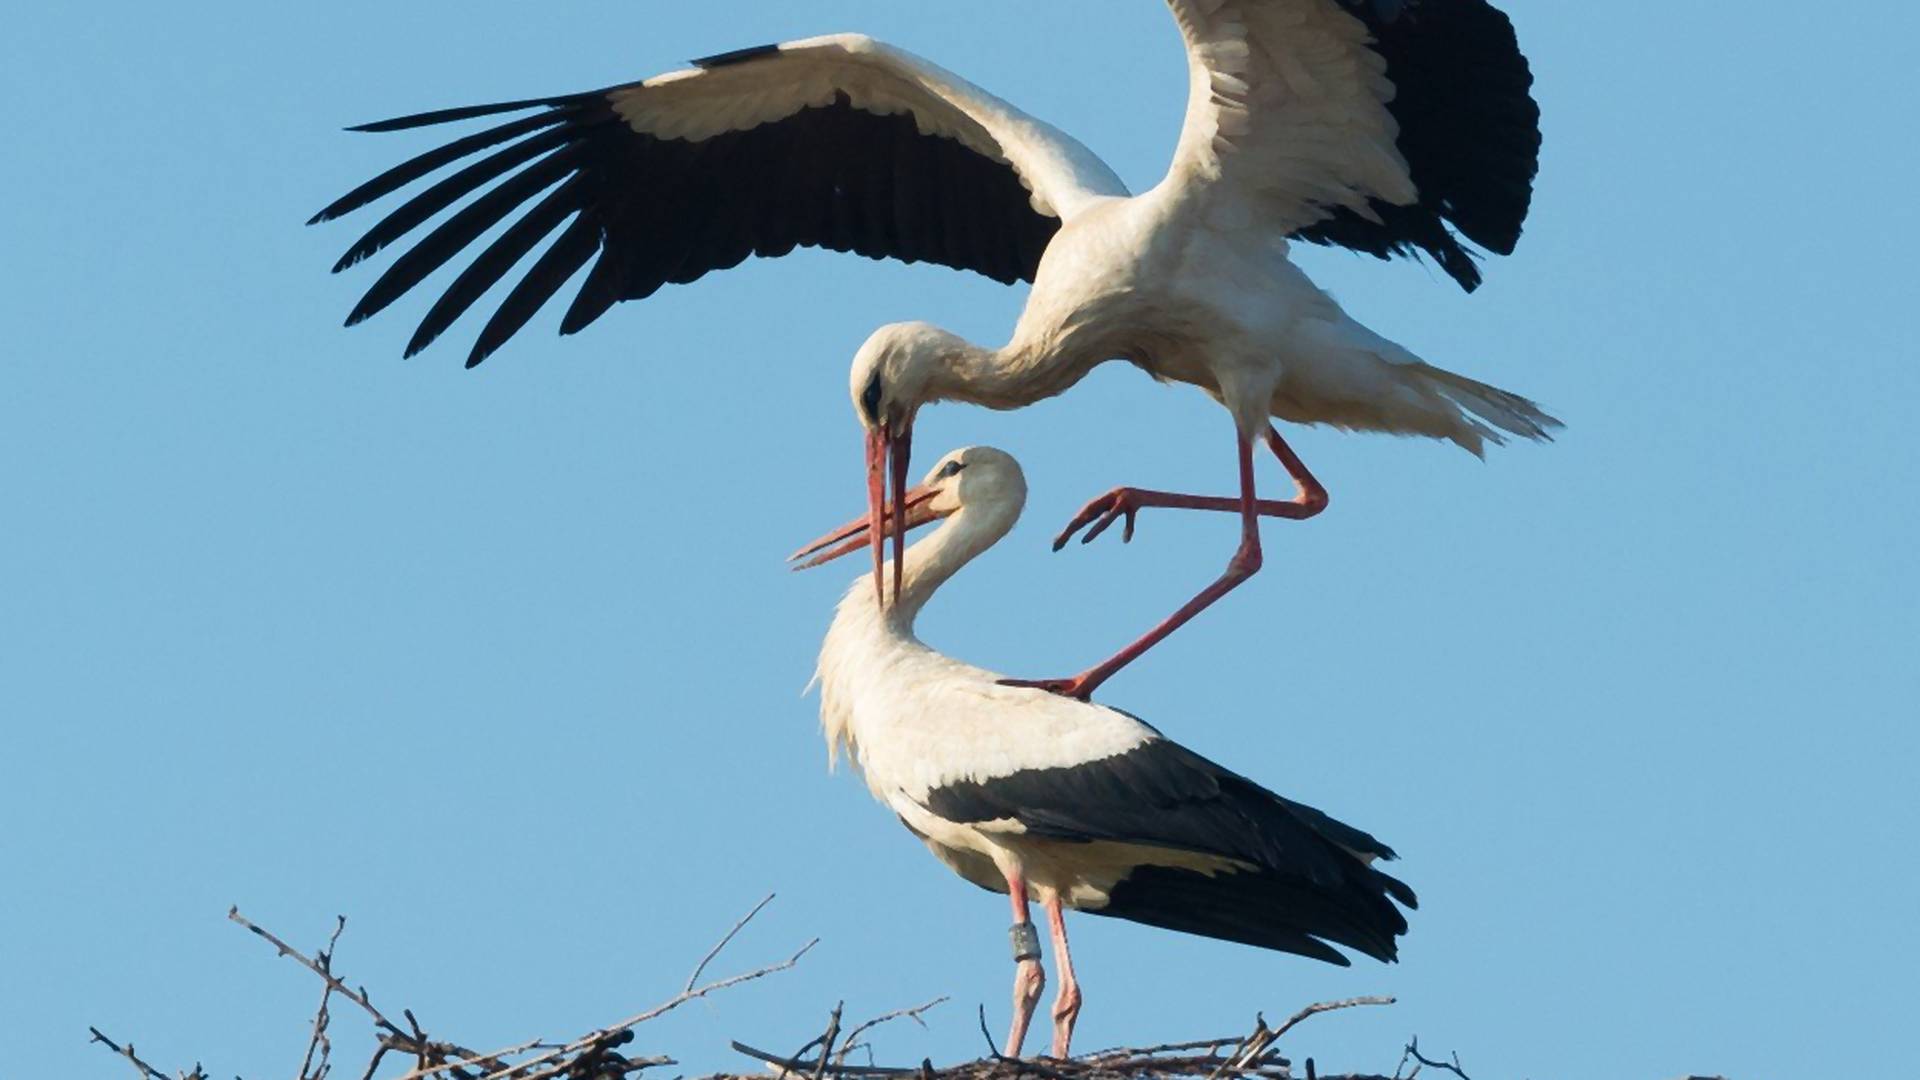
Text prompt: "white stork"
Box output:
[[315, 1, 1554, 698], [790, 445, 1416, 1059]]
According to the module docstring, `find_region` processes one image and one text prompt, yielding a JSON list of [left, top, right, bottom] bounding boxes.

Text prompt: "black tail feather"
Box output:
[[1094, 863, 1407, 965]]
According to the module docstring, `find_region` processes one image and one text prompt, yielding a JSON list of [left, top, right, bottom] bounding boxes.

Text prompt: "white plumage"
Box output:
[[795, 446, 1416, 1059]]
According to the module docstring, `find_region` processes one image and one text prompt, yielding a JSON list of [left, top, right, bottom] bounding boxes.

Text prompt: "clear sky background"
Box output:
[[4, 3, 1915, 1079]]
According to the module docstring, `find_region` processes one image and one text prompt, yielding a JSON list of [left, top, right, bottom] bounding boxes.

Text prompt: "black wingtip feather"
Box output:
[[1297, 0, 1540, 292], [1379, 870, 1419, 911], [310, 110, 571, 226], [347, 96, 566, 133], [463, 212, 599, 367], [322, 85, 1056, 362], [329, 125, 578, 275], [344, 146, 582, 330], [403, 178, 584, 359]]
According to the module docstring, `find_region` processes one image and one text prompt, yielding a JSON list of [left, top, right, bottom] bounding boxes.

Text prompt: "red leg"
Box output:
[[1003, 426, 1322, 700], [1042, 892, 1082, 1058], [1004, 874, 1045, 1058], [1052, 425, 1327, 548]]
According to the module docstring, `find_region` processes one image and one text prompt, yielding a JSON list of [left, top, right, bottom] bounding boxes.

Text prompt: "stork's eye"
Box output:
[[860, 372, 884, 423], [937, 460, 966, 480]]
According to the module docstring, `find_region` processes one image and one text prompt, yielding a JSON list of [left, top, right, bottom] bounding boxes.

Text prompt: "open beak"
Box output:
[[848, 418, 913, 604], [788, 478, 943, 576]]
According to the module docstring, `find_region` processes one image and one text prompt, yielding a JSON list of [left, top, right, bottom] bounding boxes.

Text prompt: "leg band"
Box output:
[[1010, 921, 1041, 963]]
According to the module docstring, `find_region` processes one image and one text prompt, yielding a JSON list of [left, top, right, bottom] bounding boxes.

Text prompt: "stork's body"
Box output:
[[318, 1, 1556, 697], [797, 447, 1415, 1058], [926, 185, 1520, 448]]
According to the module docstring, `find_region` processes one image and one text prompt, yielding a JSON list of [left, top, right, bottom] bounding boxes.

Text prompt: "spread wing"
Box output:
[[1164, 0, 1541, 290], [314, 34, 1128, 366]]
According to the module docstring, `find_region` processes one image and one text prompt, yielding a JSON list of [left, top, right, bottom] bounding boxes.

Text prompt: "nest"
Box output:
[[87, 898, 1484, 1080]]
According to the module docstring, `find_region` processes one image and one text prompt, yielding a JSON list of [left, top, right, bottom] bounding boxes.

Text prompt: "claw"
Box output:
[[1078, 505, 1136, 545], [1053, 488, 1142, 551]]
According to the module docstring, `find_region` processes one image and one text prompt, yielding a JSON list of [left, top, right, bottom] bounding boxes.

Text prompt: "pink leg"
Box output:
[[1004, 875, 1046, 1058], [1004, 426, 1323, 700], [1042, 893, 1082, 1058]]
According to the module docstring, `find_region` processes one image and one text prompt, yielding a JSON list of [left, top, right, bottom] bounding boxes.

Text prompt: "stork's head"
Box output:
[[790, 446, 1027, 577], [911, 445, 1026, 520], [850, 321, 961, 432], [847, 322, 972, 605]]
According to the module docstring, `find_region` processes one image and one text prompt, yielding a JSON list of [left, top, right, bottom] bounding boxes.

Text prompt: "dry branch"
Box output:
[[88, 1026, 207, 1080], [107, 898, 811, 1080], [298, 915, 348, 1080], [1393, 1038, 1471, 1080], [835, 998, 949, 1066]]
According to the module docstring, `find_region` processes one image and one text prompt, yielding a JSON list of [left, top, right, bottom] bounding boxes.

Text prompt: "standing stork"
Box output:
[[315, 1, 1554, 698], [790, 445, 1416, 1059]]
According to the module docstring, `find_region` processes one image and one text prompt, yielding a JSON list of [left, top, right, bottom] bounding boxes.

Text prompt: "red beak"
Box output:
[[851, 418, 913, 604], [789, 480, 943, 574]]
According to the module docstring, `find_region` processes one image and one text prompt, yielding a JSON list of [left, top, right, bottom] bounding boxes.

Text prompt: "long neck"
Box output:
[[815, 493, 1018, 770], [886, 500, 1019, 630], [934, 334, 1101, 410]]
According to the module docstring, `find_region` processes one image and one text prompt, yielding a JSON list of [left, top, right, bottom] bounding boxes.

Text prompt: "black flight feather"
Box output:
[[1297, 0, 1543, 291], [317, 72, 1060, 363], [923, 736, 1414, 965]]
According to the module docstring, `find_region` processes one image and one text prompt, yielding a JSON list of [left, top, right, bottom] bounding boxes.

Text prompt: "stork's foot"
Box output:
[[997, 675, 1096, 701], [1052, 487, 1145, 550]]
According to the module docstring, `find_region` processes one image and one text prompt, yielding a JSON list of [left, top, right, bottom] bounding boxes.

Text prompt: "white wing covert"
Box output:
[[1161, 0, 1542, 291], [1165, 0, 1415, 231]]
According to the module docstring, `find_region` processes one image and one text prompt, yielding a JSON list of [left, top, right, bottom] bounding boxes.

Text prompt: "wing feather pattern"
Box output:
[[1165, 0, 1541, 291], [314, 34, 1126, 366], [925, 733, 1416, 963]]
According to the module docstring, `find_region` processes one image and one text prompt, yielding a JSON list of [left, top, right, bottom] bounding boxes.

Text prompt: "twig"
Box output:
[[1211, 998, 1394, 1080], [1267, 998, 1395, 1049], [356, 1044, 392, 1080], [470, 936, 818, 1080], [834, 998, 948, 1066], [971, 1005, 1069, 1080], [767, 1002, 847, 1080], [1078, 1037, 1243, 1061], [387, 1041, 545, 1080], [232, 908, 499, 1078], [297, 916, 347, 1080], [684, 894, 775, 993], [508, 1033, 673, 1080], [370, 897, 812, 1080], [811, 1004, 844, 1080], [88, 1027, 206, 1080], [230, 907, 405, 1042], [1401, 1039, 1471, 1080], [975, 1006, 1000, 1061], [729, 1043, 913, 1077]]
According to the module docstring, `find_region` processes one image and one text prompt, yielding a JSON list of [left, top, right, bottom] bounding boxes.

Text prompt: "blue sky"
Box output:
[[3, 3, 1915, 1079]]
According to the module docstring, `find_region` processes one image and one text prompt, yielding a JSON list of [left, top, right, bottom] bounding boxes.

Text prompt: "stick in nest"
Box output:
[[834, 997, 949, 1066], [226, 895, 809, 1080], [1209, 996, 1395, 1079]]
